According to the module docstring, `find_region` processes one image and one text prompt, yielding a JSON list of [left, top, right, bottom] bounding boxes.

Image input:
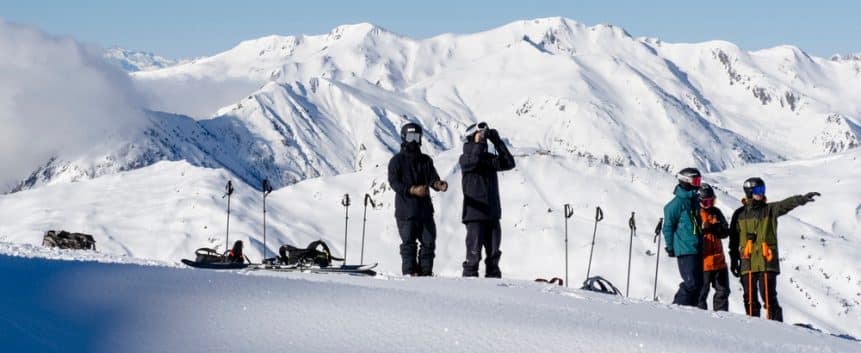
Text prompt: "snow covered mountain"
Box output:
[[104, 47, 177, 72], [15, 17, 860, 193]]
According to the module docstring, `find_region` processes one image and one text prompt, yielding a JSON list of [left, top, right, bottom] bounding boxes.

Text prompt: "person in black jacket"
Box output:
[[459, 122, 516, 278], [388, 123, 448, 276]]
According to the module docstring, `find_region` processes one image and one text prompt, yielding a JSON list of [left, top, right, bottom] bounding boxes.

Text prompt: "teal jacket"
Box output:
[[662, 185, 702, 256]]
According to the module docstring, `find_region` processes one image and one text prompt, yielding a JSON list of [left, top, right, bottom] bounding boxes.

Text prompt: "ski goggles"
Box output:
[[700, 197, 715, 208], [751, 185, 766, 196], [404, 131, 422, 144], [463, 122, 489, 142], [677, 174, 702, 187]]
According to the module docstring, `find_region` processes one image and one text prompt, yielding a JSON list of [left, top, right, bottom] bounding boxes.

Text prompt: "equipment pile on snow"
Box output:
[[42, 230, 96, 250]]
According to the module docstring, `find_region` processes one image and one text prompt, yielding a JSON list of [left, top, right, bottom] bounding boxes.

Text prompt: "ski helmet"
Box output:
[[676, 167, 702, 187], [743, 177, 766, 198], [698, 183, 716, 199], [400, 123, 422, 145], [698, 183, 716, 208], [463, 122, 489, 142]]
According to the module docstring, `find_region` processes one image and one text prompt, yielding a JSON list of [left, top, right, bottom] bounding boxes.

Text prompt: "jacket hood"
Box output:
[[673, 185, 698, 200]]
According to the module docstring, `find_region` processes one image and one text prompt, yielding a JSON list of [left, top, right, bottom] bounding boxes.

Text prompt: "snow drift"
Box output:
[[0, 247, 857, 353]]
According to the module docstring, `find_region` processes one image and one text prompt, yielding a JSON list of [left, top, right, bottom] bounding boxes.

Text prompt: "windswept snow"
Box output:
[[0, 252, 858, 353]]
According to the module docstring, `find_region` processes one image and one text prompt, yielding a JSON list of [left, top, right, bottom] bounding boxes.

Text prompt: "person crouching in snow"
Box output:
[[662, 167, 703, 307], [729, 177, 819, 321], [696, 183, 731, 311], [388, 123, 449, 276], [459, 122, 515, 278]]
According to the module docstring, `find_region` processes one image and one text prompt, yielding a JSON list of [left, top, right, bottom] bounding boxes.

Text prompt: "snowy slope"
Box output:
[[20, 17, 860, 193], [1, 250, 858, 353], [2, 148, 859, 336]]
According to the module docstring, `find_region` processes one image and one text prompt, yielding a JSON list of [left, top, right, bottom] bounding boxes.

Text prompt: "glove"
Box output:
[[409, 185, 429, 198], [431, 180, 448, 192], [730, 257, 741, 278], [485, 129, 501, 144], [804, 192, 821, 203], [664, 247, 675, 258]]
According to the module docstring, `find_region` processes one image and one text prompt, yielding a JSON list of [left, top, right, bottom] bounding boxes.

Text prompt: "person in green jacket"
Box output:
[[662, 168, 704, 307], [729, 177, 819, 322]]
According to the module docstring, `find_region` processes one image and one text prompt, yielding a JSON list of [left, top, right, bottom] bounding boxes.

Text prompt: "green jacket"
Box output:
[[662, 186, 702, 256], [729, 196, 809, 274]]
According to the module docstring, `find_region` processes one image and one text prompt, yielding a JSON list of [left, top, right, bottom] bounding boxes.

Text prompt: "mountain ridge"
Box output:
[[11, 17, 861, 193]]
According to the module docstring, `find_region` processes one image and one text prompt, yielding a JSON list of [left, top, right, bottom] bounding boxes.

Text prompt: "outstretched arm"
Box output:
[[771, 193, 818, 217]]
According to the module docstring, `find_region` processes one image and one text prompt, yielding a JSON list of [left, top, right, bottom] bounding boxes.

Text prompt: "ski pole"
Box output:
[[262, 179, 273, 260], [563, 204, 574, 287], [626, 212, 636, 297], [585, 206, 603, 280], [361, 194, 376, 264], [222, 180, 234, 252], [652, 218, 663, 301], [341, 194, 351, 264], [764, 272, 770, 320]]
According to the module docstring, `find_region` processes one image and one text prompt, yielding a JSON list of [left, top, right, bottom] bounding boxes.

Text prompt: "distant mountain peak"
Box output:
[[830, 52, 861, 61], [104, 47, 177, 72]]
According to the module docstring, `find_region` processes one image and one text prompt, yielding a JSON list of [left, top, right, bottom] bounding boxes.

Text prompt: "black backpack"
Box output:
[[193, 240, 246, 264], [278, 240, 343, 267], [42, 230, 96, 250]]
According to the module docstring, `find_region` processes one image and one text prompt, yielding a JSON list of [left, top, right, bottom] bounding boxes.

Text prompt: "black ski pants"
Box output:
[[741, 271, 783, 321], [397, 218, 436, 276], [698, 268, 730, 311], [672, 254, 703, 307], [462, 220, 502, 278]]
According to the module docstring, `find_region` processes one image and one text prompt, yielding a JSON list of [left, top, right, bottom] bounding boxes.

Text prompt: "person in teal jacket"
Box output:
[[662, 167, 703, 307]]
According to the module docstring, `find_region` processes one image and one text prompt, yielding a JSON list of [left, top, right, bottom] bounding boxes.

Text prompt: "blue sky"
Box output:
[[1, 0, 857, 58]]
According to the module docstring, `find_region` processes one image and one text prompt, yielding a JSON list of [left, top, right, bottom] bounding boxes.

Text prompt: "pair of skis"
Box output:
[[184, 180, 378, 276], [181, 259, 378, 276]]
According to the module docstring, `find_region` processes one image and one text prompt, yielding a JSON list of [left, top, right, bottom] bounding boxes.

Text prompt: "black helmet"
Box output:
[[400, 123, 422, 144], [743, 177, 766, 198], [698, 183, 715, 200], [676, 167, 702, 187]]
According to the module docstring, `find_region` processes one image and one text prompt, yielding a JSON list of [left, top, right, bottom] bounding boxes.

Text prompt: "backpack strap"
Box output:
[[581, 276, 622, 296]]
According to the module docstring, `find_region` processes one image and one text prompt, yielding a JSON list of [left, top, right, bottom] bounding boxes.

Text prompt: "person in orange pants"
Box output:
[[729, 177, 819, 321], [696, 184, 730, 311]]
